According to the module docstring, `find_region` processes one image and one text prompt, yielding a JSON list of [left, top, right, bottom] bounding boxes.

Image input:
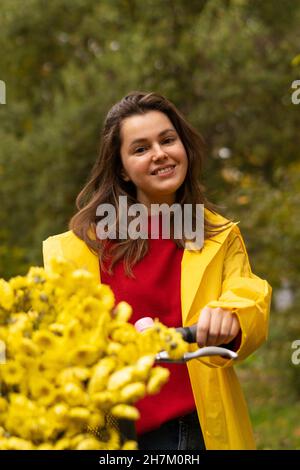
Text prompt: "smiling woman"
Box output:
[[67, 91, 231, 278]]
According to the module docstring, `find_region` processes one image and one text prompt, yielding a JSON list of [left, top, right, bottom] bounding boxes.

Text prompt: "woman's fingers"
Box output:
[[222, 314, 240, 344], [196, 306, 211, 347], [217, 310, 234, 344], [206, 308, 223, 346]]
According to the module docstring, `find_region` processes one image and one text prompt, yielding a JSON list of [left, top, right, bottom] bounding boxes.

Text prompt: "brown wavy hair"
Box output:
[[69, 91, 232, 277]]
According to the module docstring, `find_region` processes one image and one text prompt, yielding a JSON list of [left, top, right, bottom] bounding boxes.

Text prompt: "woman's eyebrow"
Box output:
[[129, 128, 176, 148]]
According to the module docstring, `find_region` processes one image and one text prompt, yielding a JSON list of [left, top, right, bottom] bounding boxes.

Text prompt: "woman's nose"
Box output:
[[152, 144, 167, 160]]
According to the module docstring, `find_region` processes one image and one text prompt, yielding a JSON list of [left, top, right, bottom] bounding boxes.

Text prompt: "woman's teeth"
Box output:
[[156, 166, 174, 175]]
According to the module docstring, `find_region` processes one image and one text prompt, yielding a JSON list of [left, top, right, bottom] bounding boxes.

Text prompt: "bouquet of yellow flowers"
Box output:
[[0, 257, 188, 450]]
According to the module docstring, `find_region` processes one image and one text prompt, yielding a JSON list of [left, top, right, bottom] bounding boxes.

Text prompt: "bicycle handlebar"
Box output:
[[135, 318, 238, 363], [175, 324, 198, 343]]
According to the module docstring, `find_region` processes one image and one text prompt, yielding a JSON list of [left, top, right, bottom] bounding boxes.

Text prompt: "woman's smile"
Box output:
[[151, 164, 176, 177]]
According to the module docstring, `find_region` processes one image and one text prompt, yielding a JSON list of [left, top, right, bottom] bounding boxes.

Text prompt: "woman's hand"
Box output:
[[196, 306, 241, 348]]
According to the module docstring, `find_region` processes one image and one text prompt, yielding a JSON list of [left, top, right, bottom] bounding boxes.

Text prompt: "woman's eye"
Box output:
[[134, 147, 146, 154], [163, 137, 176, 144]]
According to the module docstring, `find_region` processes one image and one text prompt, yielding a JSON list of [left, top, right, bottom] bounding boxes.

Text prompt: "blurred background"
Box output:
[[0, 0, 300, 449]]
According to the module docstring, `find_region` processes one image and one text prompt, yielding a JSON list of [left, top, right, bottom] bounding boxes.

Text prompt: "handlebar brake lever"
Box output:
[[155, 346, 238, 363]]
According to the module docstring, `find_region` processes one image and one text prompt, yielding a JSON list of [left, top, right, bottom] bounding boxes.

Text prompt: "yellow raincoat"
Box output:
[[42, 209, 272, 450]]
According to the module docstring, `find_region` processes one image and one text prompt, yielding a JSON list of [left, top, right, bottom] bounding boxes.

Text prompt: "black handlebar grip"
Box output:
[[176, 324, 197, 343]]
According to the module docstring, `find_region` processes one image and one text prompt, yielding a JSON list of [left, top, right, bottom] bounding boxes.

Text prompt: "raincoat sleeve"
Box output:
[[199, 224, 272, 368]]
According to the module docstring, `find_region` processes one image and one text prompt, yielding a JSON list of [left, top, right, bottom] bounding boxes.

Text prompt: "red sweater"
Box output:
[[99, 215, 195, 434]]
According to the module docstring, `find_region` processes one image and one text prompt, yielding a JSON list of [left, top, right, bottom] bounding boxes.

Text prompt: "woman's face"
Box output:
[[120, 111, 188, 209]]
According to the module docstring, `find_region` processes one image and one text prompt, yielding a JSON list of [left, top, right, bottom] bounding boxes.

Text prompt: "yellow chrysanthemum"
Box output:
[[75, 437, 103, 450], [69, 345, 100, 367], [87, 411, 105, 430], [51, 403, 69, 422], [56, 367, 90, 386], [0, 437, 33, 450], [111, 404, 140, 421], [112, 301, 132, 322], [133, 355, 155, 381], [27, 267, 47, 286], [117, 342, 140, 365], [68, 407, 90, 423], [1, 360, 24, 385], [96, 284, 115, 311], [108, 366, 135, 391], [62, 382, 88, 407], [88, 357, 117, 394], [147, 367, 170, 395], [29, 378, 56, 406], [110, 324, 138, 344], [9, 275, 29, 291], [105, 425, 121, 450], [120, 382, 146, 403], [91, 391, 119, 410], [49, 322, 65, 335], [0, 256, 189, 450], [48, 256, 75, 278], [19, 338, 39, 357], [122, 440, 138, 450], [33, 330, 58, 350], [54, 437, 72, 450]]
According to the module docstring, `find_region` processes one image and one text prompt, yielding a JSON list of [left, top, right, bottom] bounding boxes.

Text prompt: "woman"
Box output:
[[43, 91, 272, 450]]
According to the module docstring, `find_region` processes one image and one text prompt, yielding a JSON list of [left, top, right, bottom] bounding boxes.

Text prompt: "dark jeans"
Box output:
[[137, 410, 206, 451]]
